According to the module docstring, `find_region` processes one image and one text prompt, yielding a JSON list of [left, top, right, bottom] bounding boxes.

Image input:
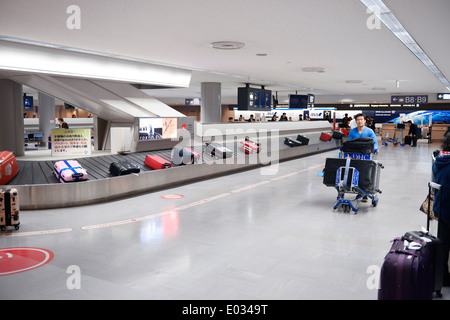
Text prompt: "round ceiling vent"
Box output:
[[210, 41, 245, 50]]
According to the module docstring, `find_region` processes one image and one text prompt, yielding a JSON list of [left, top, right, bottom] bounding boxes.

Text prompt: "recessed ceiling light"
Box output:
[[301, 67, 325, 73], [210, 41, 245, 50], [372, 87, 386, 90], [256, 53, 267, 56], [345, 80, 363, 84]]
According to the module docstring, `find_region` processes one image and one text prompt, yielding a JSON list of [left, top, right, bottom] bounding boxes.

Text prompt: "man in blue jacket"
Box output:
[[348, 113, 378, 202], [348, 113, 378, 152], [433, 135, 450, 286]]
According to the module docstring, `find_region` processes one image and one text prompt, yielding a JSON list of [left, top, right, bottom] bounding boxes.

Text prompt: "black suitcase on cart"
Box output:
[[109, 161, 141, 176], [323, 158, 382, 193], [341, 137, 374, 154], [0, 188, 20, 231], [378, 182, 444, 300]]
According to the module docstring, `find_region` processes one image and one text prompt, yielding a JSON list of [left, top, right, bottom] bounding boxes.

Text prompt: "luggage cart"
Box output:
[[382, 127, 405, 147], [333, 157, 383, 213], [323, 138, 383, 213], [339, 150, 373, 160]]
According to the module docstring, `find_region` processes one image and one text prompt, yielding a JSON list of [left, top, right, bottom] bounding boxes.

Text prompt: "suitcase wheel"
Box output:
[[342, 204, 351, 213]]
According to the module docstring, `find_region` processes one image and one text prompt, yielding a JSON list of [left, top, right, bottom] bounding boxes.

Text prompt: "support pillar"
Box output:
[[38, 92, 55, 148], [200, 82, 221, 123], [0, 80, 24, 156]]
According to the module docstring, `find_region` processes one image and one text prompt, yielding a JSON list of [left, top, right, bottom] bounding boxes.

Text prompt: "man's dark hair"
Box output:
[[354, 113, 365, 120]]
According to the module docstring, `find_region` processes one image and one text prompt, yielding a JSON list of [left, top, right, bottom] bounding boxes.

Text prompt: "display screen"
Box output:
[[139, 118, 178, 140], [23, 96, 33, 111], [289, 95, 309, 108], [237, 86, 272, 111]]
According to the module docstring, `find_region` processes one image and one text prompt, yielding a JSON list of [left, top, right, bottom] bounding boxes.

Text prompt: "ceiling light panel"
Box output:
[[0, 39, 192, 88], [360, 0, 450, 89]]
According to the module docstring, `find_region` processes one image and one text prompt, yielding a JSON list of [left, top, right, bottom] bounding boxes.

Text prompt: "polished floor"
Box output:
[[1, 138, 448, 300]]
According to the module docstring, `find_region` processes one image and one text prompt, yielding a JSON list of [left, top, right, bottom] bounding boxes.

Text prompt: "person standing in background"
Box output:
[[407, 120, 419, 147], [58, 117, 69, 129], [342, 113, 351, 128]]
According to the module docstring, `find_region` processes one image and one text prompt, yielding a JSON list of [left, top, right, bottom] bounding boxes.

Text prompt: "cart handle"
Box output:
[[429, 182, 441, 190]]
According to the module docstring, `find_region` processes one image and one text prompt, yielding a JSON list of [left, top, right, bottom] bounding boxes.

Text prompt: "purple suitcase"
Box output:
[[54, 160, 88, 183], [378, 182, 444, 300], [378, 236, 436, 300]]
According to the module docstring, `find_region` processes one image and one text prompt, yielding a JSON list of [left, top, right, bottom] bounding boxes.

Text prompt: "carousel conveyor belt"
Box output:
[[8, 136, 343, 210], [11, 149, 175, 185]]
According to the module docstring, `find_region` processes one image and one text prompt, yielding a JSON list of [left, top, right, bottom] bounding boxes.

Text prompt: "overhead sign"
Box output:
[[349, 104, 419, 108], [391, 95, 428, 104], [437, 93, 450, 100]]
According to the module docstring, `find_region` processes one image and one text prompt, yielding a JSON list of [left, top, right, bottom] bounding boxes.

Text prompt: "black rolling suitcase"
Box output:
[[109, 161, 141, 176], [342, 137, 374, 154], [296, 135, 309, 146], [378, 182, 444, 300], [405, 135, 412, 145], [323, 158, 382, 193], [0, 188, 20, 231], [332, 131, 345, 139], [284, 137, 301, 147]]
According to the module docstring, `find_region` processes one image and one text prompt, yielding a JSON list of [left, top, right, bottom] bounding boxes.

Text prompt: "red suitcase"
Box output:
[[240, 137, 260, 154], [340, 128, 349, 137], [320, 132, 332, 141], [0, 151, 19, 185], [145, 155, 171, 170]]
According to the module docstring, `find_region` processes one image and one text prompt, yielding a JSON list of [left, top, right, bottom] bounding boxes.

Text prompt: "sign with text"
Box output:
[[437, 93, 450, 100], [51, 129, 91, 156], [391, 95, 428, 104]]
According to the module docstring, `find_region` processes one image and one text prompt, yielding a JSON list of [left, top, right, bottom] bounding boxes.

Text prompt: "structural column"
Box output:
[[200, 82, 222, 123], [38, 92, 55, 148], [0, 79, 24, 156]]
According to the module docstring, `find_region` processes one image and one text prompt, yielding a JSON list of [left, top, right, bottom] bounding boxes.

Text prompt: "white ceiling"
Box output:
[[0, 0, 449, 104]]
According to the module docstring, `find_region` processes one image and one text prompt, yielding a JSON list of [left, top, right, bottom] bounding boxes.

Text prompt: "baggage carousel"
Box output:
[[9, 133, 344, 210]]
